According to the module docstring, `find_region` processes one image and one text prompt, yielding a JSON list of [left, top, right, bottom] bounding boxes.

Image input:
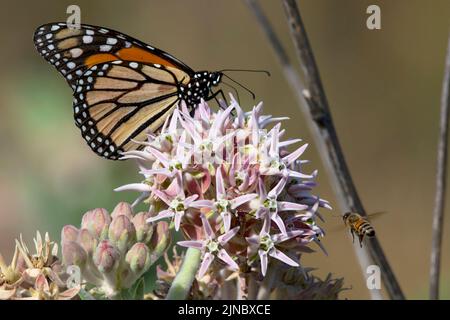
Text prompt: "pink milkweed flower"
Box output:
[[178, 215, 240, 278], [147, 174, 198, 231], [246, 216, 303, 276], [228, 153, 259, 194], [140, 132, 193, 178], [259, 124, 312, 179], [254, 176, 309, 235], [191, 167, 257, 232]]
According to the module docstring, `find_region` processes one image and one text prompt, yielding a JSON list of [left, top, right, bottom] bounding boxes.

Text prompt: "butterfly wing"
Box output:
[[34, 22, 194, 90], [34, 23, 196, 160], [73, 60, 186, 160]]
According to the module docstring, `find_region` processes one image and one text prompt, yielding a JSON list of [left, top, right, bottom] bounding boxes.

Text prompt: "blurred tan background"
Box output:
[[1, 0, 449, 299]]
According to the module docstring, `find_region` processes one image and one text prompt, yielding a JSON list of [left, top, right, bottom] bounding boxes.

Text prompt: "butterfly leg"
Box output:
[[209, 90, 237, 116], [208, 89, 228, 109]]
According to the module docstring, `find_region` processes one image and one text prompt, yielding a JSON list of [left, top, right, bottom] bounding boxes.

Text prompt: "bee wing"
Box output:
[[327, 223, 348, 233], [366, 211, 387, 221], [327, 211, 387, 234]]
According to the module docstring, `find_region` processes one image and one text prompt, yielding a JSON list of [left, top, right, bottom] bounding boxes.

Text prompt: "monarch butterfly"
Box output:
[[33, 22, 231, 160]]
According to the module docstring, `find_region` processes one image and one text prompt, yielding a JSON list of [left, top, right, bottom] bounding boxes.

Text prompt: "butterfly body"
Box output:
[[179, 71, 223, 105], [34, 23, 223, 160]]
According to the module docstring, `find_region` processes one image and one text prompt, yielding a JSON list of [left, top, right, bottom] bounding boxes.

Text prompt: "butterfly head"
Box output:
[[210, 72, 223, 86], [192, 71, 222, 87], [181, 71, 223, 105]]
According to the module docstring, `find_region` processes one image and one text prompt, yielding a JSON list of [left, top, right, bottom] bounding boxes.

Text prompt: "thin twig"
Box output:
[[246, 0, 404, 299], [429, 31, 450, 300], [281, 0, 404, 300]]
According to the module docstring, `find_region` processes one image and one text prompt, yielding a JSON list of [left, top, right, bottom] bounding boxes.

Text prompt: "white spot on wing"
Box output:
[[82, 35, 93, 44], [100, 45, 112, 52], [107, 38, 118, 45], [70, 48, 83, 58]]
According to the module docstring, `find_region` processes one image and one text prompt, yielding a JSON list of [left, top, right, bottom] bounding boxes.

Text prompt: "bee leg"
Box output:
[[350, 229, 355, 243], [358, 234, 364, 247]]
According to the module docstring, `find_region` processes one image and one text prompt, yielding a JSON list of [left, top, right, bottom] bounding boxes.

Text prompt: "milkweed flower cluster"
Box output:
[[0, 98, 340, 300], [0, 232, 79, 300], [60, 202, 170, 299], [116, 98, 332, 284], [152, 247, 346, 300]]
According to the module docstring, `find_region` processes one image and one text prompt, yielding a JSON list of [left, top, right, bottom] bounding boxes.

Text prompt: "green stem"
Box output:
[[166, 248, 201, 300]]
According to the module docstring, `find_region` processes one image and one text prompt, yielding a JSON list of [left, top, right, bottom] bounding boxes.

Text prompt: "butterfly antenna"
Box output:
[[221, 74, 256, 100], [219, 69, 271, 77], [221, 81, 241, 103]]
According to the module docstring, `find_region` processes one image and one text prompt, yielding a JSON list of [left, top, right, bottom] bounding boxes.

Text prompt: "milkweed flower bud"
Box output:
[[132, 212, 154, 244], [62, 241, 87, 268], [81, 208, 111, 240], [61, 225, 79, 243], [149, 221, 170, 264], [93, 240, 120, 274], [59, 203, 167, 299], [108, 215, 136, 253], [125, 243, 151, 274], [111, 202, 134, 219], [77, 228, 98, 256]]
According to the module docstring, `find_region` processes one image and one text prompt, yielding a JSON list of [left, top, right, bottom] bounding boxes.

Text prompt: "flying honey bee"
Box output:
[[342, 212, 385, 247]]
